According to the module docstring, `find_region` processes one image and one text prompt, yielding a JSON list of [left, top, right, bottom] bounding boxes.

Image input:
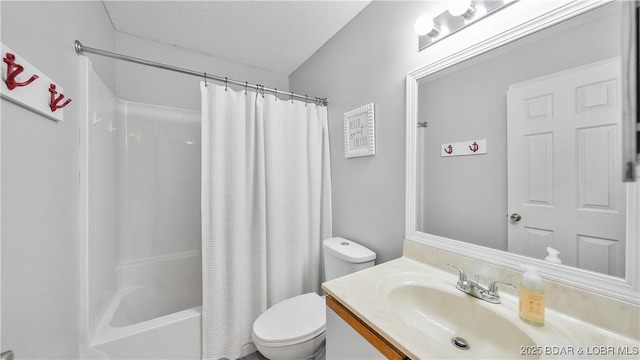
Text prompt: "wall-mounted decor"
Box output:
[[1, 43, 70, 122], [344, 102, 375, 158], [441, 139, 487, 157]]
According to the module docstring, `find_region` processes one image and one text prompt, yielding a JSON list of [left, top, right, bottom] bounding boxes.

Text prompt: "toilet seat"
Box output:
[[253, 292, 326, 346]]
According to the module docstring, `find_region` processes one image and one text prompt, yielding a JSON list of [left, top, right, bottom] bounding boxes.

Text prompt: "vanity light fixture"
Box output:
[[416, 0, 519, 51]]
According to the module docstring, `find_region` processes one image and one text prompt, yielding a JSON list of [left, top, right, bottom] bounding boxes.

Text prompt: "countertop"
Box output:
[[322, 257, 640, 359]]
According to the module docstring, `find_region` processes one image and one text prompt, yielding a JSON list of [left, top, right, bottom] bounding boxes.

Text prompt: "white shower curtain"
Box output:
[[201, 83, 332, 360]]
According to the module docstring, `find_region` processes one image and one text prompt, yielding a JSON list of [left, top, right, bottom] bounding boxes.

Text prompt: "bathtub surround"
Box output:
[[201, 83, 332, 359], [116, 101, 201, 265], [82, 62, 119, 343], [79, 59, 203, 359]]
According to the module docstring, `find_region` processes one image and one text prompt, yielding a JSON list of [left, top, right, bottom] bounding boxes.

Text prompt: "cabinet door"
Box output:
[[326, 295, 404, 360]]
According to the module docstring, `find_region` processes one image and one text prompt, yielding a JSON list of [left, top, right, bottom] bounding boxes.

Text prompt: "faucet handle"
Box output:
[[446, 263, 468, 284], [481, 281, 515, 304], [487, 281, 515, 297]]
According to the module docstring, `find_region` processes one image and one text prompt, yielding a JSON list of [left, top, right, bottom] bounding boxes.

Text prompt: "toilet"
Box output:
[[252, 237, 376, 360]]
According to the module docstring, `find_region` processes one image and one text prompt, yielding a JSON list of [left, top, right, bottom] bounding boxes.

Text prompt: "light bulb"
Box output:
[[474, 4, 487, 17], [414, 14, 435, 36], [448, 0, 476, 19]]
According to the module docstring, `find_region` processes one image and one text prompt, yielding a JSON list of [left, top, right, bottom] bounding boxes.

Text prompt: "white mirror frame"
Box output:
[[406, 0, 640, 304]]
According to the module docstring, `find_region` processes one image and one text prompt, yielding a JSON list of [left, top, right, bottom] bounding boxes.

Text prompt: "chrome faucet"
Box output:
[[446, 264, 515, 304]]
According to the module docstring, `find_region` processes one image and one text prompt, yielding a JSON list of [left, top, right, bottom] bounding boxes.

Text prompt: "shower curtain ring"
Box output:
[[273, 88, 278, 100], [224, 77, 228, 91], [261, 85, 265, 98], [305, 95, 308, 107], [203, 72, 207, 87], [290, 92, 294, 104], [245, 82, 248, 95]]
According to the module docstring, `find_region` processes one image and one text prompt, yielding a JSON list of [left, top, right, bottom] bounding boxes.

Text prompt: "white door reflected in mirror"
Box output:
[[507, 58, 626, 277]]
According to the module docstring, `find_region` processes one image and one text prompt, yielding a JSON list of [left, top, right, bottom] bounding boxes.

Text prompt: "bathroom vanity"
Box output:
[[322, 240, 640, 359]]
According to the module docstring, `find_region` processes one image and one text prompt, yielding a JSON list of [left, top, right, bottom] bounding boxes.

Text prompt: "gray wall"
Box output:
[[289, 1, 448, 263], [418, 5, 621, 251], [1, 1, 116, 358]]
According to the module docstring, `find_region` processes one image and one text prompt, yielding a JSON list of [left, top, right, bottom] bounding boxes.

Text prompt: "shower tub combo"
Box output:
[[80, 58, 202, 359]]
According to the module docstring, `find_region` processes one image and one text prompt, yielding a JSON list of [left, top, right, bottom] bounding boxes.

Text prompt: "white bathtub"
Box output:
[[86, 252, 202, 359]]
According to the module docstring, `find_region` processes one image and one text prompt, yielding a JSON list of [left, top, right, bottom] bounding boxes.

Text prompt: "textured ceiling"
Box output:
[[103, 1, 371, 75]]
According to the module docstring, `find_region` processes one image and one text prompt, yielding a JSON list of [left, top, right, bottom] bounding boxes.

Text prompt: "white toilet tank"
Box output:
[[323, 237, 376, 281]]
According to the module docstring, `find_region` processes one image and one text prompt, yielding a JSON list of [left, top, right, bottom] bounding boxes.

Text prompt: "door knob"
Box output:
[[510, 213, 522, 222]]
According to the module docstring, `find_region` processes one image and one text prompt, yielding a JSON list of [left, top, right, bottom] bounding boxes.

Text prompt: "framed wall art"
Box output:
[[344, 102, 375, 158]]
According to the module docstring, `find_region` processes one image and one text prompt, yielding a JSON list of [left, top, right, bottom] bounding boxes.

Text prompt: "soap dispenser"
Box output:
[[545, 247, 562, 264], [519, 265, 545, 326]]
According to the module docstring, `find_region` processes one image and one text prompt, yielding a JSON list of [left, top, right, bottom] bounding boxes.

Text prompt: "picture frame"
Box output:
[[344, 102, 375, 158]]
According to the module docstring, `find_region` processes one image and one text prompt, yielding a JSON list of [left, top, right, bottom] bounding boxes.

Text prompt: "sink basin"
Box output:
[[324, 259, 621, 360], [387, 283, 538, 359]]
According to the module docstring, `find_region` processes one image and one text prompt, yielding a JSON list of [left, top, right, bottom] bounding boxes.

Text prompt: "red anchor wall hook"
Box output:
[[3, 52, 39, 90], [445, 144, 453, 154], [48, 83, 72, 112], [469, 141, 479, 152]]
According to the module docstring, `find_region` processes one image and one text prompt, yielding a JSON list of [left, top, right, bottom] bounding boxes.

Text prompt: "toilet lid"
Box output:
[[253, 292, 326, 344]]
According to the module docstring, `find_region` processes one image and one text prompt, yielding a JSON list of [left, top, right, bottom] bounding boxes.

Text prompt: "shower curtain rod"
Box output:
[[74, 40, 328, 106]]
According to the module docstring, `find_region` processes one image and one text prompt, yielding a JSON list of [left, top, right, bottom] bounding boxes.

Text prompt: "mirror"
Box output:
[[407, 0, 639, 303]]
